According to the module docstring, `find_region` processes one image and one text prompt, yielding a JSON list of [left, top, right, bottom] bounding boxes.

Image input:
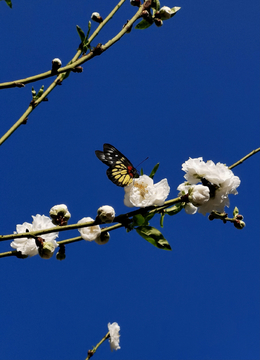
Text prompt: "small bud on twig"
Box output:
[[22, 117, 28, 125], [14, 82, 25, 88], [95, 231, 110, 245], [71, 66, 83, 73], [154, 18, 163, 27], [91, 12, 103, 23], [51, 58, 62, 74], [56, 244, 66, 261], [130, 0, 141, 6], [92, 43, 103, 56], [123, 20, 133, 33]]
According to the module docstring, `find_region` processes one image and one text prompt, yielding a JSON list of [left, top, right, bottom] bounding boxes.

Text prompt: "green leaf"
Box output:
[[133, 214, 146, 226], [136, 226, 171, 250], [135, 19, 153, 30], [151, 0, 160, 11], [4, 0, 12, 8], [160, 212, 165, 228], [31, 87, 37, 99], [85, 21, 91, 41], [233, 207, 239, 217], [170, 6, 181, 18], [140, 168, 144, 176], [37, 85, 44, 98], [62, 61, 73, 80], [62, 70, 71, 80], [32, 85, 44, 100], [164, 203, 184, 216], [133, 212, 155, 227], [82, 21, 92, 53], [76, 25, 86, 43], [144, 212, 155, 223], [149, 163, 159, 179]]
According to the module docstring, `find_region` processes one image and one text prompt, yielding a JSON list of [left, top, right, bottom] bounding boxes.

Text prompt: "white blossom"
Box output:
[[108, 322, 121, 351], [184, 202, 198, 215], [124, 175, 170, 208], [97, 205, 115, 223], [178, 182, 209, 210], [179, 157, 241, 215], [191, 184, 210, 206], [77, 217, 101, 241], [11, 214, 58, 257]]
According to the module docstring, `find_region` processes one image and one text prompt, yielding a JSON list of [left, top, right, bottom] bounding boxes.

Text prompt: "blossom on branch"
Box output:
[[179, 157, 241, 215], [77, 217, 101, 241], [108, 322, 121, 351], [178, 183, 210, 207], [97, 205, 115, 223], [11, 214, 59, 257], [124, 175, 170, 208], [49, 204, 71, 225]]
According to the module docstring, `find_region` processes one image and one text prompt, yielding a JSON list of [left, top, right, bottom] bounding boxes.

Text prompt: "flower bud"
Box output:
[[123, 20, 133, 33], [158, 6, 172, 20], [50, 204, 71, 226], [154, 18, 163, 27], [97, 205, 115, 223], [95, 231, 110, 245], [189, 185, 210, 207], [39, 241, 56, 259], [130, 0, 141, 7], [56, 244, 66, 261], [159, 6, 181, 20], [52, 58, 62, 73], [91, 12, 103, 23], [56, 251, 66, 261], [234, 220, 246, 230], [71, 66, 83, 73]]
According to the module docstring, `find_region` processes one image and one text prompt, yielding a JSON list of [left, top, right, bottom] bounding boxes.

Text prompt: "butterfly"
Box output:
[[95, 144, 138, 187]]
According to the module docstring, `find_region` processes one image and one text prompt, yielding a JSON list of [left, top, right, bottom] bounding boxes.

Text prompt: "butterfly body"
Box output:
[[95, 144, 138, 187]]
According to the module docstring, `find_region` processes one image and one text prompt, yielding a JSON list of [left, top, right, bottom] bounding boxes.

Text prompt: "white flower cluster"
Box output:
[[108, 322, 121, 351], [124, 175, 170, 208], [11, 214, 59, 257], [77, 206, 114, 245], [178, 157, 241, 215]]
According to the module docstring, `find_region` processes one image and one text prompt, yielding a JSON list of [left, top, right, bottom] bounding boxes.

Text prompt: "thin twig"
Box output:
[[0, 197, 181, 243], [85, 331, 110, 360], [0, 0, 128, 90], [0, 0, 138, 146], [229, 147, 260, 170]]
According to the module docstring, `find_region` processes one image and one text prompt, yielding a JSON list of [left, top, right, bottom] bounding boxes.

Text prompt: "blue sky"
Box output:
[[0, 1, 259, 359]]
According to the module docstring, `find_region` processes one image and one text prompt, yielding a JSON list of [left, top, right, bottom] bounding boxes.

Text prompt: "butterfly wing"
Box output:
[[95, 144, 138, 187]]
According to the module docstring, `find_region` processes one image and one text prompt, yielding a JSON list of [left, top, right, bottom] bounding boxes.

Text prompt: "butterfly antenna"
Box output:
[[135, 157, 149, 169]]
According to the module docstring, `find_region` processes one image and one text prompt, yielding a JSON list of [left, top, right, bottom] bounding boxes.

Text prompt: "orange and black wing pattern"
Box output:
[[95, 144, 138, 187]]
